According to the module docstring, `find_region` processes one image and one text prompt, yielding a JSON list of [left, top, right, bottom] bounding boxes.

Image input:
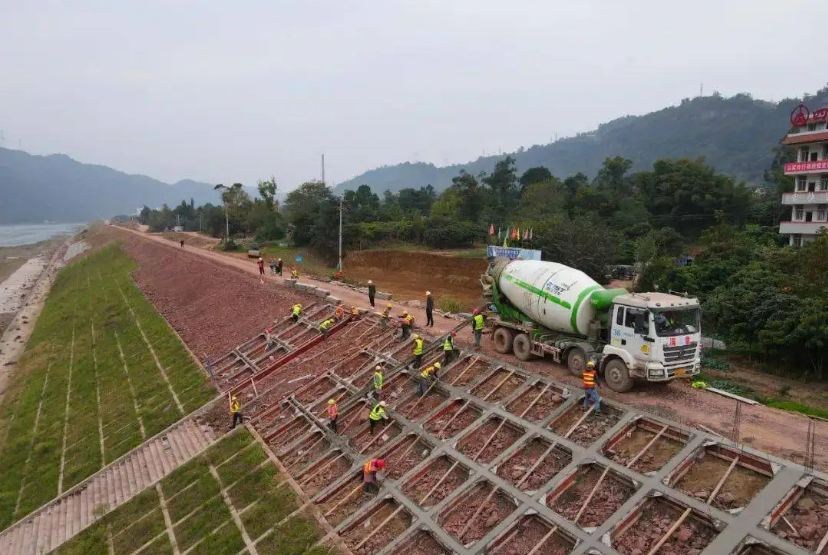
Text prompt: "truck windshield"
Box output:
[[652, 308, 700, 337]]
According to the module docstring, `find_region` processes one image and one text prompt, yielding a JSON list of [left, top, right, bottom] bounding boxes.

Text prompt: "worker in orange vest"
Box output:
[[398, 311, 414, 340], [334, 305, 345, 321], [327, 399, 339, 433], [583, 361, 601, 413], [363, 458, 385, 493]]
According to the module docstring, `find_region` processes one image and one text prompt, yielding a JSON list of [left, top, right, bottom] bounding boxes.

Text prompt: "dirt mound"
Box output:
[[344, 250, 486, 310], [119, 232, 317, 359]]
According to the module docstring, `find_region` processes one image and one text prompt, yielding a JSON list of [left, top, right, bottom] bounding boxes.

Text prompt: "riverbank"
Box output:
[[0, 239, 65, 331]]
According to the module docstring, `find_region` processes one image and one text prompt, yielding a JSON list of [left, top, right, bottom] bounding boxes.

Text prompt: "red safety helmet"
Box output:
[[473, 309, 479, 315], [375, 459, 385, 470], [451, 331, 456, 337]]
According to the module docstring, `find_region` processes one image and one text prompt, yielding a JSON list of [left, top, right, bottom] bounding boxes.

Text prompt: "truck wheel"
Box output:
[[567, 348, 587, 377], [513, 333, 534, 361], [604, 359, 634, 393], [492, 328, 514, 354]]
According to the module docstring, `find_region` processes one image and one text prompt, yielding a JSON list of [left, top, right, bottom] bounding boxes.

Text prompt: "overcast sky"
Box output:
[[1, 0, 825, 194]]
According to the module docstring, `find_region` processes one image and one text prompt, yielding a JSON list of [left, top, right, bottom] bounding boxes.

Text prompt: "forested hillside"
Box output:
[[335, 88, 828, 194], [0, 148, 221, 224]]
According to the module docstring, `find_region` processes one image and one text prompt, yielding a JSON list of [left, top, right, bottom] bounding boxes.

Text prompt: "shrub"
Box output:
[[220, 239, 240, 252], [438, 298, 462, 313]]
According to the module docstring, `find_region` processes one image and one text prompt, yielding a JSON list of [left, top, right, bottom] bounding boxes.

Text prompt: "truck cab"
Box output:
[[600, 292, 701, 390]]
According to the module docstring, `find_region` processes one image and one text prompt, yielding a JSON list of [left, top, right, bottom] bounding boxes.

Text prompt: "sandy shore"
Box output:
[[0, 239, 71, 404]]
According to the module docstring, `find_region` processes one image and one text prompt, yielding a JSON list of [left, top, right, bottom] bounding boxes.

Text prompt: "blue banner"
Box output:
[[487, 246, 542, 260]]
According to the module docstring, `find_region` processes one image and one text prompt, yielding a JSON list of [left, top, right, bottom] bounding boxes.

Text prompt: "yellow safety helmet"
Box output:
[[375, 365, 382, 371], [297, 303, 302, 307], [231, 396, 238, 401], [586, 361, 596, 368], [387, 303, 392, 308], [434, 362, 442, 369], [328, 399, 335, 405], [412, 334, 420, 340]]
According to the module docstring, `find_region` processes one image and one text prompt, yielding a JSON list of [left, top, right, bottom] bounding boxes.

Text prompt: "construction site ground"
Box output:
[[1, 224, 826, 555]]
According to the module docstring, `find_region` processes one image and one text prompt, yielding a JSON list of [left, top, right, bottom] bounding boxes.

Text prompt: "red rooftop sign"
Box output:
[[785, 160, 828, 173], [791, 103, 828, 127]]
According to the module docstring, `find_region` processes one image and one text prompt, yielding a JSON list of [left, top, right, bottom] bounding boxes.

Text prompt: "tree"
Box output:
[[517, 179, 566, 221], [483, 156, 519, 223], [519, 167, 553, 192], [138, 206, 151, 225], [283, 180, 340, 256], [214, 183, 246, 239], [257, 176, 278, 211], [450, 170, 488, 223], [532, 215, 621, 283], [344, 185, 380, 223]]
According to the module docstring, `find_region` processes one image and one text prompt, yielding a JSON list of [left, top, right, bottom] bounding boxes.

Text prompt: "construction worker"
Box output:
[[472, 309, 485, 348], [265, 327, 275, 352], [257, 257, 265, 276], [425, 291, 434, 327], [334, 305, 345, 321], [399, 311, 414, 340], [230, 395, 243, 428], [412, 334, 424, 368], [368, 280, 376, 308], [372, 365, 384, 400], [443, 331, 456, 364], [363, 458, 385, 494], [319, 318, 335, 339], [292, 303, 302, 323], [351, 306, 360, 319], [368, 401, 388, 435], [420, 362, 441, 397], [327, 399, 339, 433], [380, 303, 392, 329], [291, 267, 299, 279], [583, 361, 601, 413], [277, 258, 283, 275]]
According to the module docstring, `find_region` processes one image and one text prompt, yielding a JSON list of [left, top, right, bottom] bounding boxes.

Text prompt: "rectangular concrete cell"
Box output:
[[611, 494, 722, 555], [602, 417, 691, 475], [471, 368, 526, 403], [496, 437, 572, 492], [341, 498, 413, 554], [456, 416, 524, 464], [548, 463, 637, 529], [376, 434, 434, 480], [315, 472, 376, 526], [669, 443, 774, 511], [280, 430, 330, 473], [439, 480, 518, 546], [294, 375, 338, 404], [423, 399, 483, 439], [732, 539, 794, 555], [444, 357, 492, 387], [297, 449, 351, 497], [487, 514, 577, 555], [402, 455, 470, 508], [334, 351, 373, 378], [396, 530, 452, 555], [265, 415, 313, 450], [349, 421, 403, 454], [767, 478, 828, 553], [505, 382, 567, 422], [548, 401, 623, 447]]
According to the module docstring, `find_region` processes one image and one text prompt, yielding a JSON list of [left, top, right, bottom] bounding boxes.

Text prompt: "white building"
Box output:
[[779, 104, 828, 246]]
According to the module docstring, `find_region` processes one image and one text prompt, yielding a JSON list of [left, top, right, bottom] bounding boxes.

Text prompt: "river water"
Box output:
[[0, 223, 86, 247]]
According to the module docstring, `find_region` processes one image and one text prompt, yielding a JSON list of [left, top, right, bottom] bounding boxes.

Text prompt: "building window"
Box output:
[[817, 205, 826, 221], [823, 145, 828, 158], [808, 123, 817, 131], [821, 176, 828, 191], [792, 235, 802, 247], [800, 148, 810, 162], [812, 152, 819, 162], [795, 207, 804, 220], [797, 176, 807, 191]]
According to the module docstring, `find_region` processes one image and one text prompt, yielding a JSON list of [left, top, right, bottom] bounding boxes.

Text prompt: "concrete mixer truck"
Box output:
[[481, 258, 701, 392]]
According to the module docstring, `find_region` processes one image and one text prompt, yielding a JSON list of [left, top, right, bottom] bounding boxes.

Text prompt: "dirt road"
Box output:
[[112, 225, 828, 470]]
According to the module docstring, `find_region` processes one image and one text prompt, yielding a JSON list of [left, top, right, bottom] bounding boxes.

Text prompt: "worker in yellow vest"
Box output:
[[472, 309, 485, 348], [291, 303, 302, 323], [319, 318, 335, 339], [412, 334, 424, 368], [398, 311, 414, 340], [443, 331, 456, 364], [363, 458, 385, 493], [327, 399, 339, 433], [419, 362, 441, 397], [380, 303, 392, 329], [368, 401, 388, 435], [372, 365, 384, 400], [583, 361, 601, 413], [230, 395, 243, 428]]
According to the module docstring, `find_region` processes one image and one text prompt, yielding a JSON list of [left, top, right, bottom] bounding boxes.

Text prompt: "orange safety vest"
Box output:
[[363, 459, 378, 473], [583, 369, 597, 389], [335, 307, 344, 319], [327, 404, 338, 418]]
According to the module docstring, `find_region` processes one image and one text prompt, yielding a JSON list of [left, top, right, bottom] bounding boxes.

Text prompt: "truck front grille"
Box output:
[[663, 342, 698, 365]]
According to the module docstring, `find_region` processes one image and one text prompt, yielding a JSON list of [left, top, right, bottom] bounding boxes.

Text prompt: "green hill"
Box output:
[[335, 88, 828, 194], [0, 149, 220, 224]]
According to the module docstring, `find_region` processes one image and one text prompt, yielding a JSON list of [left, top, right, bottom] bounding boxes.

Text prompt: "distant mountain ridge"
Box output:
[[334, 89, 828, 194], [0, 149, 222, 224]]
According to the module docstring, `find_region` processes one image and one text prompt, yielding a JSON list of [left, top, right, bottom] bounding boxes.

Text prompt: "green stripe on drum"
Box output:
[[570, 285, 602, 334], [503, 274, 572, 309]]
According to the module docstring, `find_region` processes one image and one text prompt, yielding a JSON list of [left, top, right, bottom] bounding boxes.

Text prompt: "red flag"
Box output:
[[511, 227, 517, 240], [488, 224, 494, 236]]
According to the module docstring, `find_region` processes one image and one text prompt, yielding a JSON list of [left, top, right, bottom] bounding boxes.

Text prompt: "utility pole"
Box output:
[[199, 213, 203, 233], [338, 197, 343, 272], [321, 154, 326, 184]]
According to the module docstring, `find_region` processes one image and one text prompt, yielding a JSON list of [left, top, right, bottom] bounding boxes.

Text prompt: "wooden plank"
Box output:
[[706, 387, 758, 405]]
